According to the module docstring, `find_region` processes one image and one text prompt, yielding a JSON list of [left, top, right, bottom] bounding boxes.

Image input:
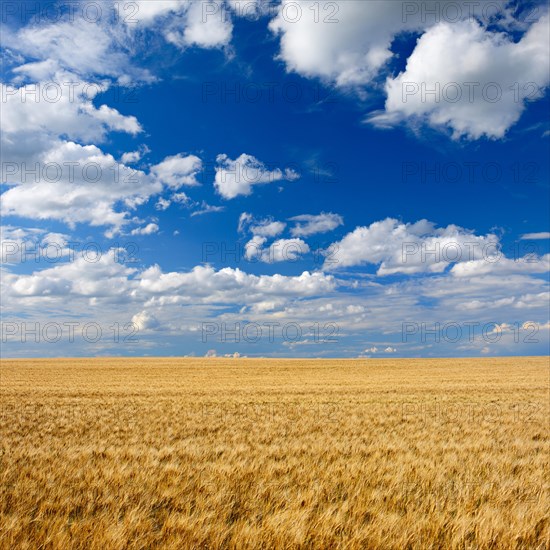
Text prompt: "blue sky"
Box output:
[[1, 0, 549, 358]]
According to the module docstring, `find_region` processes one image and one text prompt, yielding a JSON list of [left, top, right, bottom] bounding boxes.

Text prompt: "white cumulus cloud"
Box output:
[[324, 218, 499, 274], [371, 15, 550, 139], [289, 213, 343, 237], [214, 154, 300, 199], [150, 154, 203, 188]]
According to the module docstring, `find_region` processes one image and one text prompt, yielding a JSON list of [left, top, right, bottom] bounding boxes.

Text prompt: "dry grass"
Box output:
[[0, 357, 548, 549]]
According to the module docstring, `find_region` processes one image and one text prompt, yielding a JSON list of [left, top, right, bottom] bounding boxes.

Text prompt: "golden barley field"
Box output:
[[0, 357, 548, 549]]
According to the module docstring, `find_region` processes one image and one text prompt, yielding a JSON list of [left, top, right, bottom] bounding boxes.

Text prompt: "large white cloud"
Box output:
[[0, 70, 150, 233], [1, 141, 201, 232], [7, 249, 137, 298], [268, 1, 508, 87], [450, 255, 550, 278], [370, 15, 550, 139], [9, 17, 153, 83], [324, 218, 500, 274], [269, 0, 410, 86], [1, 75, 141, 145], [1, 141, 155, 230], [3, 252, 335, 307], [138, 264, 334, 300]]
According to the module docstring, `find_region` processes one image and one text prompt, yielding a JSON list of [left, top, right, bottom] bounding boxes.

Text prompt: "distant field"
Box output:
[[0, 357, 548, 549]]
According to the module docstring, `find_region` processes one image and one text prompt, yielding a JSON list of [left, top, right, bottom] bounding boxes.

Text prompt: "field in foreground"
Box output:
[[0, 357, 548, 549]]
